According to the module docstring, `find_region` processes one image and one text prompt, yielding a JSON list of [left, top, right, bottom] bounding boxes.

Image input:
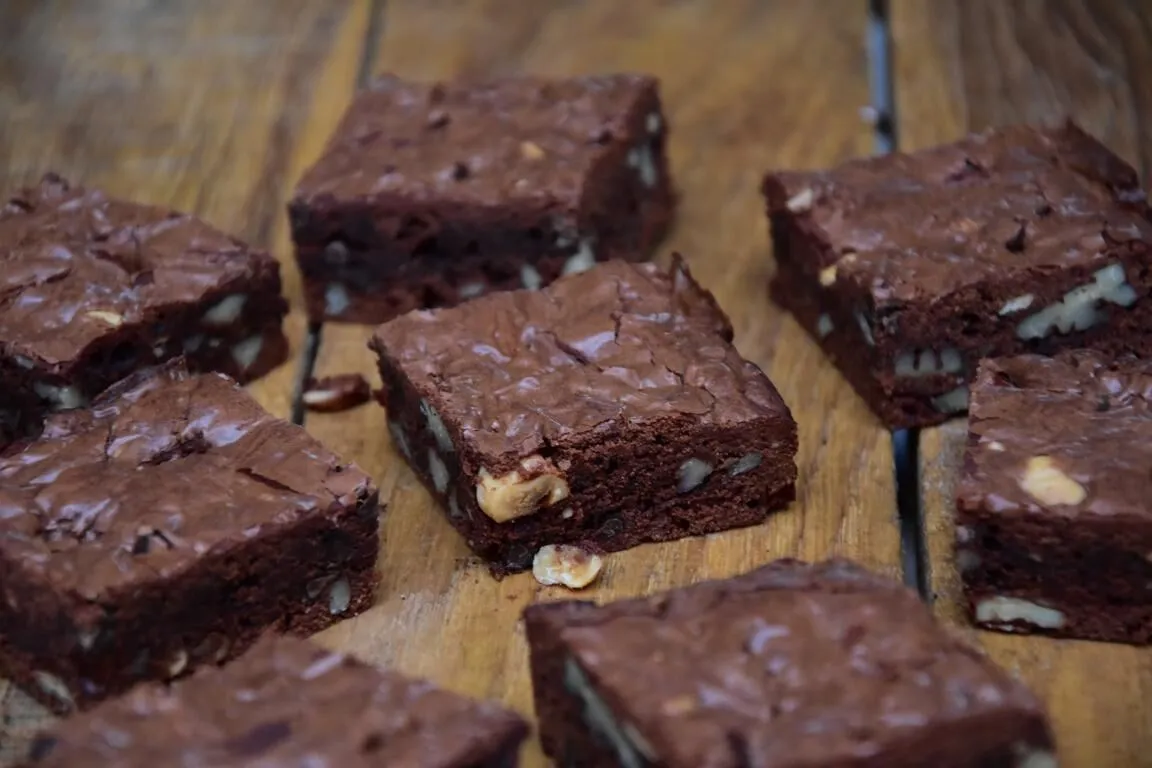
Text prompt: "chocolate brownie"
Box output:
[[763, 121, 1152, 429], [370, 258, 797, 576], [956, 352, 1152, 644], [525, 559, 1055, 768], [0, 174, 289, 444], [18, 634, 527, 767], [0, 362, 380, 714], [290, 73, 675, 324]]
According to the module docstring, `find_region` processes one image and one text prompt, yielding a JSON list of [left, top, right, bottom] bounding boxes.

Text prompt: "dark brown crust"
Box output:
[[0, 363, 380, 713], [762, 122, 1152, 430], [288, 74, 676, 324], [956, 352, 1152, 645], [525, 559, 1054, 768]]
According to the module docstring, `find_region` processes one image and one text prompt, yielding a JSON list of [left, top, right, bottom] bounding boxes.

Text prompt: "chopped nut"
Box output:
[[816, 314, 834, 338], [302, 374, 371, 413], [327, 577, 352, 615], [166, 650, 188, 678], [646, 112, 662, 134], [325, 241, 350, 264], [998, 294, 1034, 316], [420, 399, 455, 453], [676, 458, 713, 493], [520, 140, 546, 161], [325, 283, 351, 317], [728, 452, 762, 477], [230, 335, 264, 371], [1016, 262, 1138, 340], [201, 294, 247, 327], [475, 455, 570, 523], [520, 263, 543, 290], [77, 628, 100, 651], [786, 188, 814, 213], [660, 695, 697, 716], [32, 382, 85, 410], [818, 265, 837, 286], [987, 440, 1006, 452], [34, 670, 74, 708], [930, 385, 969, 415], [562, 238, 597, 275], [1019, 455, 1086, 507], [13, 355, 34, 369], [192, 633, 230, 663], [855, 312, 875, 346], [458, 281, 486, 299], [532, 544, 603, 589], [85, 310, 124, 327], [975, 596, 1065, 629]]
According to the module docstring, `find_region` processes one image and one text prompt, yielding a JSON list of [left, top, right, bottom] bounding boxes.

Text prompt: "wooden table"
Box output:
[[0, 2, 1146, 766]]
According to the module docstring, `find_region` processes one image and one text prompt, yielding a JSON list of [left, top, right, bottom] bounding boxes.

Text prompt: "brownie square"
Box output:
[[370, 257, 797, 575], [525, 559, 1054, 768], [18, 634, 528, 767], [956, 351, 1152, 644], [0, 174, 289, 444], [0, 362, 380, 714], [290, 73, 675, 324], [763, 121, 1152, 429]]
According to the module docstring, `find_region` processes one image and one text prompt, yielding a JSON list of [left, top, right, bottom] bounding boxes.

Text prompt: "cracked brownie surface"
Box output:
[[525, 559, 1054, 768], [0, 362, 380, 713], [371, 258, 797, 574], [764, 121, 1152, 429], [0, 174, 289, 444], [20, 635, 527, 768]]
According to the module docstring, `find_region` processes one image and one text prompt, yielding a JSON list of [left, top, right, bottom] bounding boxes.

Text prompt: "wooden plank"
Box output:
[[893, 2, 1152, 766], [0, 1, 372, 762], [305, 3, 898, 766]]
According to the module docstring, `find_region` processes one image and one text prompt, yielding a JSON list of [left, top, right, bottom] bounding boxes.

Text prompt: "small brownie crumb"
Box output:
[[763, 121, 1152, 429], [18, 635, 527, 767], [370, 257, 797, 576], [303, 373, 373, 413], [0, 174, 289, 444], [525, 559, 1054, 768], [290, 73, 675, 324], [958, 351, 1152, 645], [0, 362, 380, 714]]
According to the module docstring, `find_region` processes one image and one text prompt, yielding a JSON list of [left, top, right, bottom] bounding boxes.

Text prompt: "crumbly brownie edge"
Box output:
[[0, 492, 381, 713]]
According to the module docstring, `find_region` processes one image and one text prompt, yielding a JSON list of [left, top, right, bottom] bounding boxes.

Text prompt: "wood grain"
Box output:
[[0, 1, 372, 762], [893, 2, 1152, 765], [304, 2, 900, 766]]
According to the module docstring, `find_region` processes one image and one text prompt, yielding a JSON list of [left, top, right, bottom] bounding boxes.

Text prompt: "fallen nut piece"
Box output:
[[302, 374, 372, 413], [85, 309, 124, 327], [1019, 455, 1086, 507], [533, 544, 603, 589], [476, 455, 570, 523], [520, 140, 546, 160]]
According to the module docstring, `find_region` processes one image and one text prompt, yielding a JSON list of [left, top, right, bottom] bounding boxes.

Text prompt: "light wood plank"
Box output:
[[894, 2, 1152, 765], [304, 3, 898, 765], [0, 1, 371, 762]]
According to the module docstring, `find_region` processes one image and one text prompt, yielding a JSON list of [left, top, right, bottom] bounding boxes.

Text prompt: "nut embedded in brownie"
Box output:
[[370, 257, 797, 576], [289, 73, 676, 324], [0, 362, 380, 714], [763, 121, 1152, 429], [956, 351, 1152, 645], [18, 634, 527, 767], [524, 559, 1055, 768], [0, 174, 289, 444]]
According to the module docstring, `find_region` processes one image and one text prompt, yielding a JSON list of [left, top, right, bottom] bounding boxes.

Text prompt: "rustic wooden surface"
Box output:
[[893, 2, 1152, 766], [0, 0, 371, 761], [303, 2, 901, 767]]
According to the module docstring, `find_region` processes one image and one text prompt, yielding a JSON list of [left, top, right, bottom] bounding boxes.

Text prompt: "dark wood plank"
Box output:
[[893, 2, 1152, 765], [0, 1, 372, 762], [303, 3, 898, 766]]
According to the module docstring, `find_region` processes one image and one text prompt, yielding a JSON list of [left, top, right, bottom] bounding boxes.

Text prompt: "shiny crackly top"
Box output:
[[562, 559, 1041, 767], [0, 363, 374, 598], [0, 174, 275, 369], [293, 73, 653, 206], [765, 122, 1152, 304], [27, 635, 524, 768], [372, 259, 791, 462], [960, 351, 1152, 521]]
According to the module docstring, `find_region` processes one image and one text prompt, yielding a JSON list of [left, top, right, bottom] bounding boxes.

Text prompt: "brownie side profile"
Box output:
[[0, 362, 380, 714], [370, 258, 797, 576], [763, 121, 1152, 430], [289, 73, 675, 324], [524, 559, 1054, 768], [17, 635, 527, 767], [0, 174, 289, 444], [956, 352, 1152, 645]]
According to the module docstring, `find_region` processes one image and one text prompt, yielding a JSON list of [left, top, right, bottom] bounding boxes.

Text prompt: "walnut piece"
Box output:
[[1019, 455, 1086, 507], [786, 188, 814, 213], [975, 596, 1065, 630], [818, 265, 837, 286], [532, 544, 603, 589], [476, 455, 570, 523], [85, 309, 124, 327], [520, 140, 546, 160]]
